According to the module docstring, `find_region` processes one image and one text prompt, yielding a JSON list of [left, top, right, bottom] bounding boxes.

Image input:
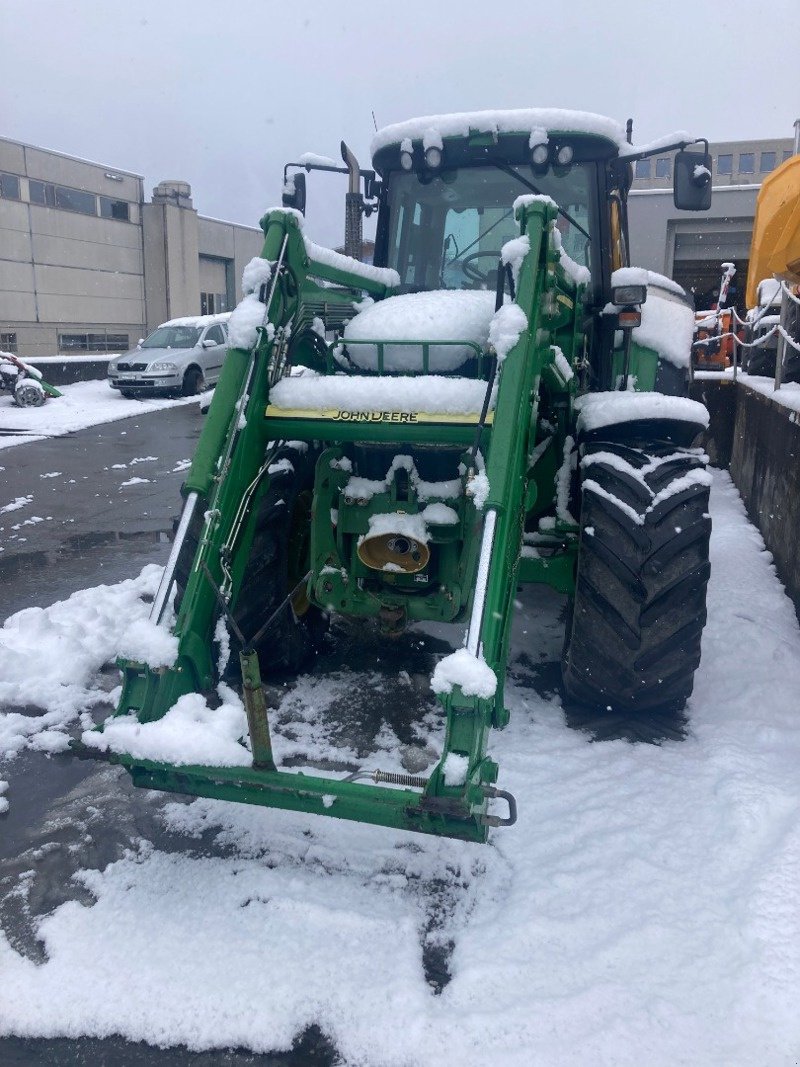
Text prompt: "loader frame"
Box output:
[[97, 196, 592, 842]]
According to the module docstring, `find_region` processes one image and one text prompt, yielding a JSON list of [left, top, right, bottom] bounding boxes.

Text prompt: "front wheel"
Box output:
[[181, 367, 204, 397], [562, 440, 711, 713]]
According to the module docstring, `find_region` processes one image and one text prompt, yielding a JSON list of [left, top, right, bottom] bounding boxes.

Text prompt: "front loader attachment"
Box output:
[[86, 196, 582, 842]]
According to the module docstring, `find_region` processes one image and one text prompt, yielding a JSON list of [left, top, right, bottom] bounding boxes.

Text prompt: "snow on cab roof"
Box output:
[[159, 312, 232, 329], [371, 108, 626, 156], [371, 108, 692, 161]]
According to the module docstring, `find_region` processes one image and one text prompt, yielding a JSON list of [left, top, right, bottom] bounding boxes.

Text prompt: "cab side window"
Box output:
[[205, 324, 225, 345]]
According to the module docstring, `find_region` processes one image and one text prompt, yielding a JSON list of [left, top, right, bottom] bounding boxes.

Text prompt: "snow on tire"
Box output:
[[562, 440, 712, 713]]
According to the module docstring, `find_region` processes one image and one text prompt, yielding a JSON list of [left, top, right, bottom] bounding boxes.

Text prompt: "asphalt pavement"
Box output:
[[0, 403, 338, 1066]]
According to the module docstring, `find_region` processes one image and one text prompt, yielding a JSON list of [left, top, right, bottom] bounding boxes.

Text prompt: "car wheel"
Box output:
[[181, 367, 204, 397]]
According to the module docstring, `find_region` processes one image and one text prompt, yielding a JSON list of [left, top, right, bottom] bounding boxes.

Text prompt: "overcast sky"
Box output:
[[2, 0, 798, 248]]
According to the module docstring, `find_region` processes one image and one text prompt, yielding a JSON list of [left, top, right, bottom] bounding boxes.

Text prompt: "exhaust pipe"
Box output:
[[341, 140, 363, 261]]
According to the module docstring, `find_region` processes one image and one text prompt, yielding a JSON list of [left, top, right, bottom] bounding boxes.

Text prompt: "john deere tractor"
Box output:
[[96, 109, 715, 842]]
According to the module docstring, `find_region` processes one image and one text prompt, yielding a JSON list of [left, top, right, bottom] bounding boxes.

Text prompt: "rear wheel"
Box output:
[[562, 440, 711, 713]]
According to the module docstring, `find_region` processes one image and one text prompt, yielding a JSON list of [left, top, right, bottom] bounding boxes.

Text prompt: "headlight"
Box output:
[[556, 145, 574, 166], [400, 149, 414, 171], [149, 361, 177, 372], [531, 143, 549, 166], [424, 145, 442, 169]]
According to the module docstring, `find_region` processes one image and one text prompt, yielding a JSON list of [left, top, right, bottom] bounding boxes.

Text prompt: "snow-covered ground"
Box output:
[[1, 470, 799, 1064], [0, 379, 197, 450]]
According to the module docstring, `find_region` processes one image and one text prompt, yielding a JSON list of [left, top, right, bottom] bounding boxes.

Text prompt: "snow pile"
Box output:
[[575, 391, 709, 433], [241, 257, 273, 296], [634, 285, 695, 368], [116, 617, 179, 670], [343, 290, 495, 371], [488, 303, 528, 362], [500, 234, 530, 288], [297, 152, 338, 167], [228, 293, 268, 351], [431, 647, 497, 699], [421, 502, 459, 525], [0, 380, 198, 452], [0, 566, 163, 761], [81, 684, 250, 767], [362, 511, 428, 545], [756, 278, 782, 309], [612, 266, 649, 288], [269, 374, 490, 416], [442, 751, 469, 786], [551, 345, 574, 382], [343, 454, 462, 506], [552, 226, 591, 286], [304, 237, 400, 289]]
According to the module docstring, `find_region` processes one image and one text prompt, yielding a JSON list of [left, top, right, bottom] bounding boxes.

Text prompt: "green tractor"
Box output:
[[92, 109, 715, 843]]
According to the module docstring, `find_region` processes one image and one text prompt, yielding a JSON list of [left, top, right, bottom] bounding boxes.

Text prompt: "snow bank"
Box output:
[[0, 380, 197, 452], [431, 647, 497, 699], [575, 391, 709, 433], [269, 374, 490, 416], [343, 290, 495, 371]]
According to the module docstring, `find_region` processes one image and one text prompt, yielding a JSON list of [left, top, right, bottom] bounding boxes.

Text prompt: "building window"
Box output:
[[1, 332, 18, 354], [655, 158, 671, 178], [29, 180, 97, 215], [717, 154, 733, 175], [201, 292, 228, 315], [55, 185, 96, 215], [99, 196, 130, 221], [739, 153, 755, 174], [29, 180, 55, 206], [58, 332, 129, 353], [0, 173, 21, 200], [784, 150, 793, 162], [760, 151, 776, 172], [634, 159, 651, 179]]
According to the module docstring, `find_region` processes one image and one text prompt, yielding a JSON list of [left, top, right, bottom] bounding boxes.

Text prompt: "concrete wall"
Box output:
[[697, 378, 800, 615]]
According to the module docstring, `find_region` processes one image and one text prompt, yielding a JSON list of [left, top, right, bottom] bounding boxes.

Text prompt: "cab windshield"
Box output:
[[142, 326, 201, 350], [385, 163, 595, 292]]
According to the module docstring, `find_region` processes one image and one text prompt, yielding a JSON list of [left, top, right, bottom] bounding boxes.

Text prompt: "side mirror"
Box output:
[[282, 172, 306, 214], [201, 338, 216, 348], [674, 149, 712, 211]]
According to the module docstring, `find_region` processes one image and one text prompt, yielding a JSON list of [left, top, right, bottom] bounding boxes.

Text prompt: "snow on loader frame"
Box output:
[[79, 109, 715, 843]]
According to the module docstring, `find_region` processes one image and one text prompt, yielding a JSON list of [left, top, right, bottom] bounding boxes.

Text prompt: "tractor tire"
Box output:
[[231, 446, 325, 675], [173, 446, 324, 679], [561, 440, 711, 714], [181, 366, 205, 397]]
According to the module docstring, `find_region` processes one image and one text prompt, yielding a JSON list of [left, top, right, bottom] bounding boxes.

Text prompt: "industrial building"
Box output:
[[0, 133, 793, 359], [628, 136, 794, 312], [0, 135, 263, 360]]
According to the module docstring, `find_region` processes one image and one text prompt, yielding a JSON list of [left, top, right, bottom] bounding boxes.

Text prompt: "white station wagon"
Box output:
[[108, 313, 231, 397]]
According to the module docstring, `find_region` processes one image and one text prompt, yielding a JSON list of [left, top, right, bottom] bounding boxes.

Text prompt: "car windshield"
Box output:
[[386, 162, 594, 292], [141, 326, 201, 350]]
